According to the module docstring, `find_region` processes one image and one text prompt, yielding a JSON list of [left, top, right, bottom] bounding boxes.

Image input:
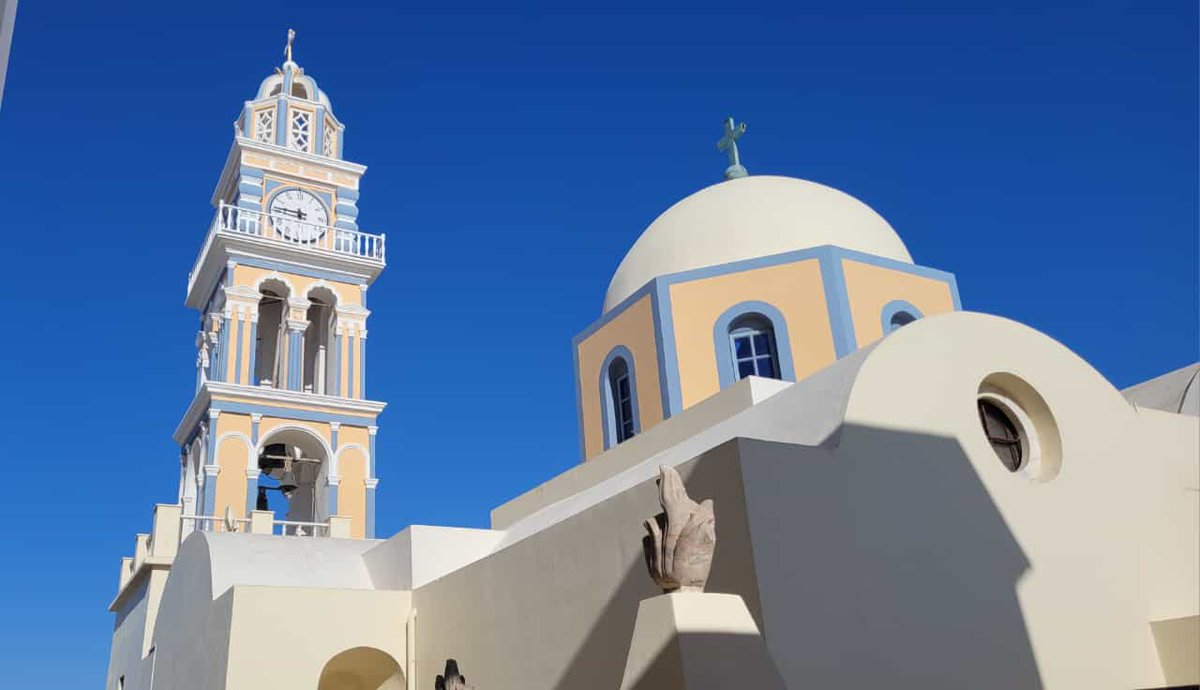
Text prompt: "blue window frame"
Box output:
[[608, 357, 636, 443], [880, 300, 924, 335], [728, 315, 780, 381]]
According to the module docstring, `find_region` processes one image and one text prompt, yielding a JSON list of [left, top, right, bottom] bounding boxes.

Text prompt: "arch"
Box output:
[[253, 271, 296, 296], [318, 647, 404, 690], [599, 345, 641, 450], [305, 280, 342, 306], [290, 80, 310, 99], [305, 284, 339, 394], [713, 300, 796, 389], [333, 442, 371, 478], [881, 299, 923, 335], [211, 432, 257, 471], [256, 424, 335, 525], [256, 423, 334, 461]]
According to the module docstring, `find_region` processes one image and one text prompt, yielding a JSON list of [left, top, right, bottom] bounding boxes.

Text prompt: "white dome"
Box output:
[[603, 175, 913, 313]]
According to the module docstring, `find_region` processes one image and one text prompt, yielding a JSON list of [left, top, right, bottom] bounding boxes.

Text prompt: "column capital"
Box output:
[[326, 474, 341, 486], [367, 425, 378, 436], [329, 421, 341, 432], [250, 413, 263, 423], [364, 477, 379, 489], [286, 318, 308, 332], [245, 468, 261, 480], [208, 409, 221, 421], [204, 464, 221, 477]]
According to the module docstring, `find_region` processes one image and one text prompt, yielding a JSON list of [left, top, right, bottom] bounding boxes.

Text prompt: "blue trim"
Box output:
[[239, 167, 265, 180], [233, 317, 244, 384], [337, 187, 359, 201], [572, 341, 586, 460], [247, 322, 258, 386], [598, 345, 642, 451], [880, 299, 924, 335], [313, 106, 326, 158], [347, 333, 356, 398], [229, 255, 368, 286], [328, 483, 339, 516], [212, 401, 377, 427], [287, 328, 303, 391], [251, 416, 260, 445], [337, 128, 345, 161], [334, 219, 360, 231], [238, 182, 262, 196], [236, 198, 263, 212], [332, 333, 343, 396], [217, 316, 232, 382], [653, 280, 682, 417], [365, 486, 376, 539], [335, 202, 358, 217], [330, 426, 339, 451], [713, 301, 798, 389], [245, 476, 258, 516], [817, 251, 857, 358], [274, 99, 287, 147], [202, 423, 217, 519], [368, 430, 376, 476], [357, 337, 366, 398]]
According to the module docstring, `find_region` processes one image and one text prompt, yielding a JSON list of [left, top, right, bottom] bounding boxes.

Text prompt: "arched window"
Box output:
[[728, 314, 780, 381], [304, 287, 337, 395], [600, 347, 640, 449], [881, 300, 924, 336], [255, 280, 290, 387], [713, 301, 796, 390], [608, 358, 635, 443]]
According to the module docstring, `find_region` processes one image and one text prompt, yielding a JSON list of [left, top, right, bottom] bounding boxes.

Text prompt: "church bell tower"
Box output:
[[175, 31, 386, 538]]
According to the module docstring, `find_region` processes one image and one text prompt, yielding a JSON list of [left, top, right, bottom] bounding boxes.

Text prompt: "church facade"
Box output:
[[106, 36, 1199, 690]]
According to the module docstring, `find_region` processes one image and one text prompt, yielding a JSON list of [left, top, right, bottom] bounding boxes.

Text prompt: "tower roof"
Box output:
[[250, 29, 335, 114]]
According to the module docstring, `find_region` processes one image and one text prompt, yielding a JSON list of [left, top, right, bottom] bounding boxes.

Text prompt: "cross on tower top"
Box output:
[[284, 28, 296, 64], [716, 117, 749, 180]]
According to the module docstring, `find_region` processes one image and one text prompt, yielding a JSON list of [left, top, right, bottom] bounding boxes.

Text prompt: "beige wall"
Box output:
[[841, 258, 955, 346], [577, 295, 664, 460], [668, 259, 835, 408], [339, 447, 367, 539], [413, 447, 764, 690], [223, 586, 409, 689]]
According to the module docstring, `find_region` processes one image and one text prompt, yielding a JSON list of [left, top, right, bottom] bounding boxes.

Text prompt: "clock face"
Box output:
[[268, 188, 329, 244]]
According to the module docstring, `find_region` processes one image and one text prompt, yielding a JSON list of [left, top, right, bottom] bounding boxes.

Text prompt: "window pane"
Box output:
[[752, 332, 772, 357], [756, 356, 777, 379], [617, 376, 630, 399], [620, 400, 633, 420], [733, 335, 753, 359], [737, 360, 756, 379]]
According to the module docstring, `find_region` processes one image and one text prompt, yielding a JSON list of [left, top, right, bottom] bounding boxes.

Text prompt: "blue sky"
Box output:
[[0, 1, 1195, 685]]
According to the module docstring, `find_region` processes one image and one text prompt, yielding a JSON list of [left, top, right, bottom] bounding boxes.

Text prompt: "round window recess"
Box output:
[[977, 374, 1062, 482]]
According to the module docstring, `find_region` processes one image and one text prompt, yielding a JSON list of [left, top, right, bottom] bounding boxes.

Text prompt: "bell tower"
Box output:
[[175, 31, 386, 538]]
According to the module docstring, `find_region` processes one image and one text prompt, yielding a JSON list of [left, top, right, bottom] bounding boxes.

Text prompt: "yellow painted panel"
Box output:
[[231, 264, 362, 308], [340, 425, 371, 450], [576, 295, 663, 460], [338, 448, 367, 539], [668, 259, 836, 409], [257, 418, 331, 446], [215, 435, 252, 521], [338, 329, 350, 398], [217, 412, 252, 438], [842, 259, 955, 347]]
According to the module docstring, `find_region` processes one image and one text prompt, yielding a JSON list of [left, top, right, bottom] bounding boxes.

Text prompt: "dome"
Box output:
[[603, 175, 913, 313]]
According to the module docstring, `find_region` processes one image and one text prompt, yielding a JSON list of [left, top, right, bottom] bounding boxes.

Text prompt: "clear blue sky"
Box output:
[[0, 1, 1195, 685]]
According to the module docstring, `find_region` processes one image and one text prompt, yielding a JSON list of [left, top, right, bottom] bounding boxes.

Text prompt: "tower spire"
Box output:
[[716, 117, 749, 180]]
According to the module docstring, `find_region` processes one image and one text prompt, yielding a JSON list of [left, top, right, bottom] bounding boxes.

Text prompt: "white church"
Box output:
[[105, 34, 1200, 690]]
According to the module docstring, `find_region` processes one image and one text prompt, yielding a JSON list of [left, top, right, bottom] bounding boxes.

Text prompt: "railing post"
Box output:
[[249, 510, 274, 535], [151, 503, 182, 560], [327, 516, 351, 539]]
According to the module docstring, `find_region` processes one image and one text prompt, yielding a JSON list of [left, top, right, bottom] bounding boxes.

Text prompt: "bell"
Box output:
[[278, 468, 299, 498]]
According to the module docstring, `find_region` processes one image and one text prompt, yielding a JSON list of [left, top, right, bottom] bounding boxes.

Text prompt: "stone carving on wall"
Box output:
[[642, 464, 716, 593], [435, 659, 474, 690]]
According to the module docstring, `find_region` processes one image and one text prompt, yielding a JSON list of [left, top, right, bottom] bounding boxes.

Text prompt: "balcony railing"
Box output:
[[211, 201, 385, 262]]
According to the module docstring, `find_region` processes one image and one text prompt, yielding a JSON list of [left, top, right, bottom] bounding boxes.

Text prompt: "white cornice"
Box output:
[[174, 381, 386, 444], [210, 138, 366, 207]]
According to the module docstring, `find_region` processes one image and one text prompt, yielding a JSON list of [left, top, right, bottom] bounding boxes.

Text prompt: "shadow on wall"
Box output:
[[556, 425, 1040, 689]]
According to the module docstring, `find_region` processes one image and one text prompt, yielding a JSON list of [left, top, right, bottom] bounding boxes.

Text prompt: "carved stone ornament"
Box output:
[[642, 465, 716, 593], [435, 659, 474, 690]]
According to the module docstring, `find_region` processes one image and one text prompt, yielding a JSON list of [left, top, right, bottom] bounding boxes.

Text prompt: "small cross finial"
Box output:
[[716, 117, 749, 180], [284, 28, 296, 64]]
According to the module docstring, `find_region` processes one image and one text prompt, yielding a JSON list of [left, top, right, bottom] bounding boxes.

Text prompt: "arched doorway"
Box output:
[[318, 647, 404, 690], [256, 426, 331, 533]]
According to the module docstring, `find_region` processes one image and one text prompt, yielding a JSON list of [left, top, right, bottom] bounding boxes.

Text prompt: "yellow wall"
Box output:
[[842, 259, 955, 347], [668, 259, 836, 409], [577, 295, 663, 460], [338, 447, 367, 539], [214, 412, 254, 526], [231, 265, 361, 308]]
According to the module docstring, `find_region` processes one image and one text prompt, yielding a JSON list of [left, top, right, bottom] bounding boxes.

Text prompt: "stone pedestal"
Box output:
[[619, 592, 788, 690]]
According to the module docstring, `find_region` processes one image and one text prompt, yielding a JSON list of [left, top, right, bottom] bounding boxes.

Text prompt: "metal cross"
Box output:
[[716, 117, 748, 180], [285, 29, 296, 63]]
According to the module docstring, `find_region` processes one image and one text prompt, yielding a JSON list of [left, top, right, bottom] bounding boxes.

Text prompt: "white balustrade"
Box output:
[[211, 201, 385, 261]]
